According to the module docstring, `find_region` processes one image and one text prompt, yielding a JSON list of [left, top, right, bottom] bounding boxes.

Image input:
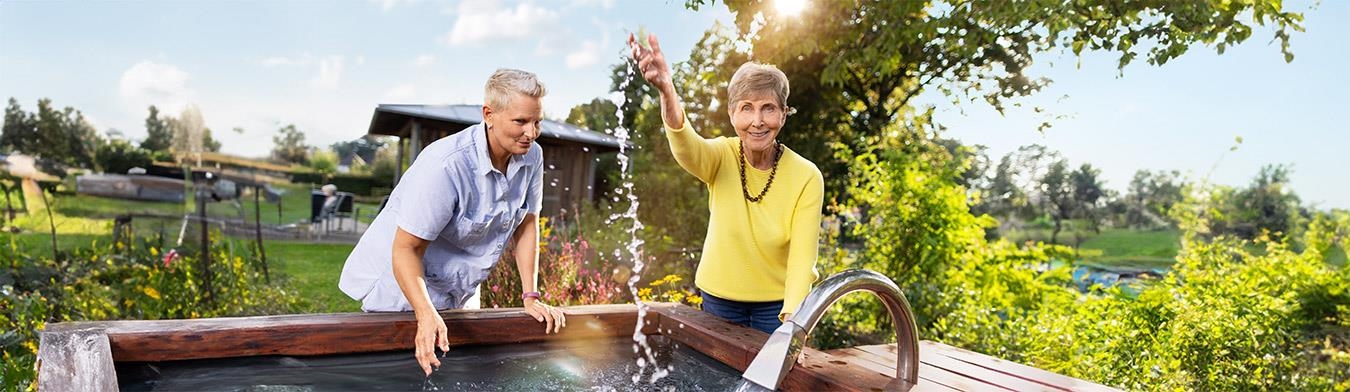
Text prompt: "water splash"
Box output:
[[607, 60, 668, 385]]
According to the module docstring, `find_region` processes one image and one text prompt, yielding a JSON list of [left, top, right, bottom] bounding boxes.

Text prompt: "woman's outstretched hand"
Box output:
[[524, 298, 567, 334], [414, 310, 449, 376], [629, 32, 672, 94]]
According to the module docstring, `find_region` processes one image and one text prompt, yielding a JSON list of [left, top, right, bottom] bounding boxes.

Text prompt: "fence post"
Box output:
[[197, 182, 213, 305], [254, 187, 270, 283]]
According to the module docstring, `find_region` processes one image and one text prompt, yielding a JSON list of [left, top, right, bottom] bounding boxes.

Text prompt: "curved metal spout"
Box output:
[[738, 269, 919, 391]]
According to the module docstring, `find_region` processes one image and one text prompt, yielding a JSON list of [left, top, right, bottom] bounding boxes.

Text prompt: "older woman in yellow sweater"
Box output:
[[630, 32, 824, 333]]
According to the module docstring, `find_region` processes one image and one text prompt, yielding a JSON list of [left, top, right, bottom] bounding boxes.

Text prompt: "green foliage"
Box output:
[[685, 0, 1304, 207], [830, 148, 1350, 390], [0, 232, 302, 390], [271, 124, 310, 165], [94, 139, 153, 175], [140, 106, 173, 152], [307, 150, 338, 177], [1126, 169, 1184, 229], [1, 98, 102, 169], [565, 97, 621, 134], [201, 127, 222, 153]]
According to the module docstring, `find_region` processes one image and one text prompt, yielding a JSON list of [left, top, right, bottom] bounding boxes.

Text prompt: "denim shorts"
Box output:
[[699, 292, 783, 334]]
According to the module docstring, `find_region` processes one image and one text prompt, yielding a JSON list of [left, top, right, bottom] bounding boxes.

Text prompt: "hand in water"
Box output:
[[414, 310, 450, 376], [628, 32, 672, 93], [524, 298, 567, 334]]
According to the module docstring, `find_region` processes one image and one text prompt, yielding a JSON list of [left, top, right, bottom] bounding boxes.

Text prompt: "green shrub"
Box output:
[[822, 122, 1348, 389], [0, 232, 301, 390]]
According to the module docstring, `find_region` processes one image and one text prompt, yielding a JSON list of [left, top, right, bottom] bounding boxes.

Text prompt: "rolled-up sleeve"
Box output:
[[396, 157, 457, 241]]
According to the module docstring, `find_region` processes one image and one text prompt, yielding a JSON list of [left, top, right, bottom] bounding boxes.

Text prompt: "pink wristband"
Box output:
[[522, 291, 542, 300]]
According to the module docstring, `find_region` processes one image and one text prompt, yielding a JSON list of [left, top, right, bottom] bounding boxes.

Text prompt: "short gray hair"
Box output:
[[727, 62, 789, 109], [485, 68, 547, 110]]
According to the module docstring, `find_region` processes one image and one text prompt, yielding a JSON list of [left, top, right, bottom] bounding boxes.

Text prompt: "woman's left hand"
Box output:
[[524, 298, 566, 334]]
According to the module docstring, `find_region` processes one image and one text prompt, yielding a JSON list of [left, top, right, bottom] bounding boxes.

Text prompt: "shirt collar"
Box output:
[[474, 122, 528, 177]]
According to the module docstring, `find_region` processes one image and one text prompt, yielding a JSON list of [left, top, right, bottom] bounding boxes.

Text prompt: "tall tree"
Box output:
[[1041, 159, 1073, 243], [1070, 163, 1106, 234], [140, 105, 173, 152], [1230, 164, 1303, 240], [689, 0, 1303, 204], [1126, 169, 1183, 228], [202, 127, 222, 153], [565, 97, 621, 134], [23, 98, 101, 169], [271, 124, 309, 165], [1, 98, 37, 154], [698, 0, 1302, 134]]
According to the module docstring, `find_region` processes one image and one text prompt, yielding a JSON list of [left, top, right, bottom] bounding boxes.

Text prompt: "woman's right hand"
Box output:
[[629, 32, 672, 94], [414, 310, 450, 376]]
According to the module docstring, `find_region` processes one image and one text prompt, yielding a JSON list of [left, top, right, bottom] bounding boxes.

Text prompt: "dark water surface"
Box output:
[[118, 336, 741, 391]]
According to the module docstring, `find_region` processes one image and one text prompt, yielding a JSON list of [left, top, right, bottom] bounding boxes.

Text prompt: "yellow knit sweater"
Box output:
[[664, 119, 823, 316]]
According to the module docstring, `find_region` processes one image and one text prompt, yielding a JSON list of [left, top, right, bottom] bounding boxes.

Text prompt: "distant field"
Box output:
[[1077, 229, 1181, 269], [1001, 225, 1180, 270]]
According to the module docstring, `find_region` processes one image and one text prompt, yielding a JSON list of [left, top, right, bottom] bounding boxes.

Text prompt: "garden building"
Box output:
[[366, 104, 623, 217]]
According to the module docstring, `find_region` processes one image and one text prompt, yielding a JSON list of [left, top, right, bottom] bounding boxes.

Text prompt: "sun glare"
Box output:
[[775, 0, 806, 16]]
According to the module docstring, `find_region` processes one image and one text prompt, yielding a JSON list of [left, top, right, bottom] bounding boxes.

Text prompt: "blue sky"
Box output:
[[2, 1, 1345, 209]]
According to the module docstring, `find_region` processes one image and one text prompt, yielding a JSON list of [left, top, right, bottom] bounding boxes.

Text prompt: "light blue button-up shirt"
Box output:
[[339, 123, 543, 311]]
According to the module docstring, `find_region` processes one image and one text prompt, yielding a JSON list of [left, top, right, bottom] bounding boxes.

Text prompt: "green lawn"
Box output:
[[1000, 225, 1180, 270], [39, 182, 374, 227], [1077, 228, 1181, 269], [9, 182, 368, 314], [265, 240, 360, 313]]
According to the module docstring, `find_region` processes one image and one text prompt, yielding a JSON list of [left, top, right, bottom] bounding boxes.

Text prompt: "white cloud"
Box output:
[[444, 0, 560, 46], [356, 55, 366, 66], [568, 0, 614, 9], [311, 56, 344, 89], [119, 60, 196, 115], [259, 54, 313, 67], [565, 39, 603, 69], [413, 54, 436, 67], [373, 0, 419, 12]]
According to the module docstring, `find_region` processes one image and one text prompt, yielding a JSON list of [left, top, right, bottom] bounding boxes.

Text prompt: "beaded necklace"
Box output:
[[737, 140, 783, 203]]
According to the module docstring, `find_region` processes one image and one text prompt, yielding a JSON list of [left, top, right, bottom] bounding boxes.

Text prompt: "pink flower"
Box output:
[[162, 249, 178, 267]]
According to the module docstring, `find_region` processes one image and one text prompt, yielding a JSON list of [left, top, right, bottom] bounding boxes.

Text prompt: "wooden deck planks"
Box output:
[[829, 342, 1121, 392]]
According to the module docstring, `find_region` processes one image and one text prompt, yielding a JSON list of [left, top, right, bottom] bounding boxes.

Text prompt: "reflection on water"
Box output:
[[117, 336, 739, 391]]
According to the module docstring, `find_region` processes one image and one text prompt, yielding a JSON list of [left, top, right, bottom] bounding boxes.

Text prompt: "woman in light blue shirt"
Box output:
[[339, 69, 566, 376]]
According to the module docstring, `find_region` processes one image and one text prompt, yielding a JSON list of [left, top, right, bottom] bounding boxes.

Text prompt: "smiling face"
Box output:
[[484, 92, 543, 158], [729, 91, 786, 158]]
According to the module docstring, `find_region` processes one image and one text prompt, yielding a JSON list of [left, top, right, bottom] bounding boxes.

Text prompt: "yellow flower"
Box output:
[[142, 287, 161, 300], [149, 247, 159, 256]]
